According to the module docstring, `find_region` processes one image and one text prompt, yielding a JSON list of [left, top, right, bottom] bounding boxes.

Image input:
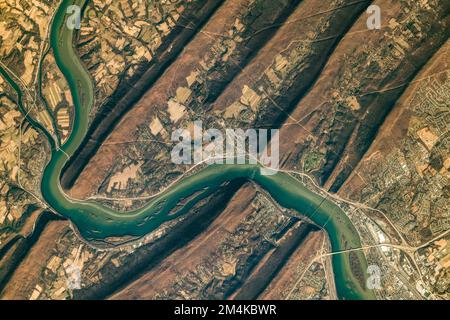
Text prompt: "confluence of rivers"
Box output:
[[2, 0, 375, 300]]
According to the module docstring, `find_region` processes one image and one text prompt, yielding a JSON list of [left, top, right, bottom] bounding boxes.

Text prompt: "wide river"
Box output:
[[6, 0, 376, 300]]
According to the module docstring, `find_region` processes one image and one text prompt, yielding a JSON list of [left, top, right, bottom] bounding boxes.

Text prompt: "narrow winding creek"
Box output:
[[3, 0, 376, 300]]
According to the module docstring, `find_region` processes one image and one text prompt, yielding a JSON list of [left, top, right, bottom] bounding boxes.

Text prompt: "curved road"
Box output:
[[3, 0, 376, 300]]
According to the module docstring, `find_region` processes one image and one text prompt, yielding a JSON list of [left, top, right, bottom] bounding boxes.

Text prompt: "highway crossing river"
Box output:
[[3, 0, 376, 300]]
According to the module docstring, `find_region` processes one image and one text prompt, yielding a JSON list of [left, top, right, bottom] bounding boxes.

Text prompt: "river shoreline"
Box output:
[[2, 0, 375, 300]]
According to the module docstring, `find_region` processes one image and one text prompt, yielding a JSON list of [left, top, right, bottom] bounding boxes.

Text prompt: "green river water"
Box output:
[[3, 0, 376, 300]]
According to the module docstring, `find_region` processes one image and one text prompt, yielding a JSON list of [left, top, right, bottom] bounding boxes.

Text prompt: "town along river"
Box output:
[[7, 0, 376, 300]]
